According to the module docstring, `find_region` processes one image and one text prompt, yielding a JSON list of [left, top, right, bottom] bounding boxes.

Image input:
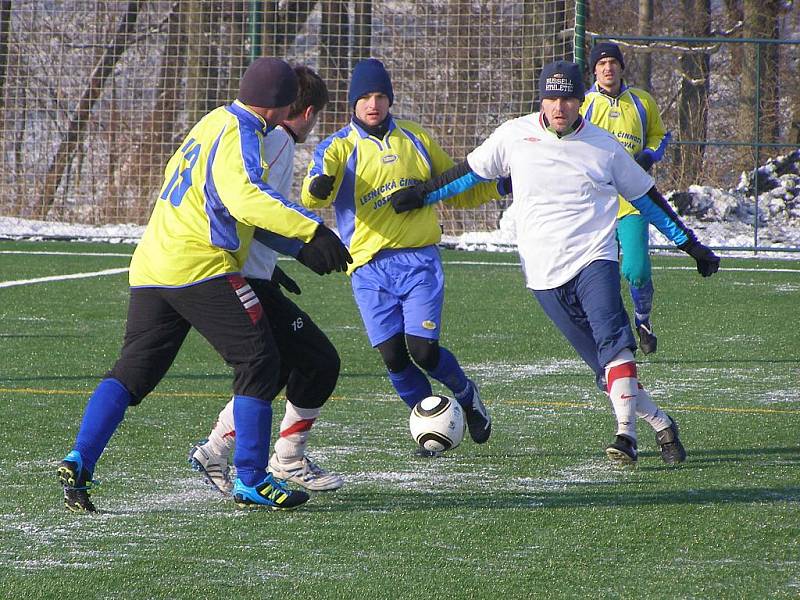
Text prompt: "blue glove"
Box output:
[[634, 150, 655, 172], [309, 174, 335, 200]]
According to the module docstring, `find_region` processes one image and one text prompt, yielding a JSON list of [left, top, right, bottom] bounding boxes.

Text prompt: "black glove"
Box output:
[[634, 150, 655, 172], [679, 240, 720, 277], [497, 176, 513, 196], [296, 224, 353, 275], [271, 265, 301, 295], [308, 174, 335, 200], [389, 185, 425, 213]]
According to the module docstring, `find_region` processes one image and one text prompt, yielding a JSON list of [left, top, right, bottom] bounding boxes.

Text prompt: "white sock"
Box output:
[[605, 349, 638, 441], [636, 385, 672, 432], [206, 398, 236, 458], [273, 402, 321, 464]]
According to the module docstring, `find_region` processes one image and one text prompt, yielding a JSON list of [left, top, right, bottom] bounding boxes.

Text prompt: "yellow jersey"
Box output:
[[301, 116, 498, 273], [581, 83, 667, 219], [130, 101, 322, 287]]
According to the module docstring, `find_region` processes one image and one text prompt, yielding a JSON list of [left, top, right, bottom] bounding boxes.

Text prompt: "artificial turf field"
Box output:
[[0, 240, 798, 599]]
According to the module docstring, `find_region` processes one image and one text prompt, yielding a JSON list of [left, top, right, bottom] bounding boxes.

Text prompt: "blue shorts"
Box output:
[[351, 246, 445, 347], [533, 260, 636, 386]]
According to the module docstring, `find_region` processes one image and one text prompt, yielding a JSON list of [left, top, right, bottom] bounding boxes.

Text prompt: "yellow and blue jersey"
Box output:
[[301, 116, 498, 273], [129, 101, 322, 287], [581, 83, 668, 218]]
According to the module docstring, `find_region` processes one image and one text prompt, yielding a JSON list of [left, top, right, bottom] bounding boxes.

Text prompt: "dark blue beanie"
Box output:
[[539, 60, 585, 101], [238, 57, 298, 108], [590, 42, 625, 73], [348, 59, 394, 108]]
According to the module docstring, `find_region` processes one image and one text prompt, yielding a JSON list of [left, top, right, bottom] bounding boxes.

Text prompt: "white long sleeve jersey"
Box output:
[[467, 113, 654, 290], [242, 125, 296, 280]]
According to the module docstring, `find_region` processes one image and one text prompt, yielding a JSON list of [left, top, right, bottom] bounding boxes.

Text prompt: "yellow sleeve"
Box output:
[[211, 123, 320, 242], [301, 135, 347, 209], [640, 90, 666, 152]]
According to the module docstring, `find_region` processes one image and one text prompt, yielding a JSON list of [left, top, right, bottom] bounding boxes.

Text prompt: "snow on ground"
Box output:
[[2, 150, 799, 256]]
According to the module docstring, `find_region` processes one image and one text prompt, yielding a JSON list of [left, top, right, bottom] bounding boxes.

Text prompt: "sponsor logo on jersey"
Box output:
[[609, 110, 620, 118], [382, 154, 398, 164], [524, 137, 541, 143], [422, 320, 437, 330]]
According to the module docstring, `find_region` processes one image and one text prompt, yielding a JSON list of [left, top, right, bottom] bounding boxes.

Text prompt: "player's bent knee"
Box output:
[[378, 334, 412, 373], [407, 336, 440, 372], [232, 357, 282, 402], [104, 368, 154, 406]]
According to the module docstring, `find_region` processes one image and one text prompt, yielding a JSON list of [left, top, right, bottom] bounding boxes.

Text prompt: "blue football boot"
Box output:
[[232, 473, 310, 510], [57, 450, 97, 513]]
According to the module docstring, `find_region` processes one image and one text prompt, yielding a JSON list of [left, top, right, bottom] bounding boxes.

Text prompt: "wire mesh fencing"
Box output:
[[0, 0, 574, 235]]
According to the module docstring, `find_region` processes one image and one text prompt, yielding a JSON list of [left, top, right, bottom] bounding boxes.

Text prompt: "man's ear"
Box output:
[[304, 105, 316, 121]]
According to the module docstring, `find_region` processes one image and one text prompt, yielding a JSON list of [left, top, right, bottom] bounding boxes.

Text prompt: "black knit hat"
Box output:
[[539, 60, 585, 101], [238, 57, 298, 108], [590, 42, 625, 73], [348, 58, 394, 108]]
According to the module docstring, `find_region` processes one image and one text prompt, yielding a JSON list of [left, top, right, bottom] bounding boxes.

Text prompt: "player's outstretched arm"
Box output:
[[389, 160, 506, 213], [630, 185, 720, 277]]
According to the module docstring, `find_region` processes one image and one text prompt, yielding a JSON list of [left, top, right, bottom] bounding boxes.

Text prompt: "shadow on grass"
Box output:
[[640, 358, 800, 366], [638, 446, 800, 467], [306, 484, 800, 513]]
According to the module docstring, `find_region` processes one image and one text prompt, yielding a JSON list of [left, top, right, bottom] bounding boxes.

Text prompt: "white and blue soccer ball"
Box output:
[[409, 395, 466, 452]]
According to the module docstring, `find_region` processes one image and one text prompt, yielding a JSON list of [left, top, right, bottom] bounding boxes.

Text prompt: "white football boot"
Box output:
[[268, 454, 343, 491], [189, 440, 233, 495]]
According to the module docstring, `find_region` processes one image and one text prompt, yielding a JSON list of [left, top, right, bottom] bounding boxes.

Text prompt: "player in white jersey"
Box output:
[[189, 66, 344, 493], [389, 60, 720, 465]]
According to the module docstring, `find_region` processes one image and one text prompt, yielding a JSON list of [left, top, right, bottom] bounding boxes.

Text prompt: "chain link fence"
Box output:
[[1, 1, 797, 250], [0, 0, 573, 235]]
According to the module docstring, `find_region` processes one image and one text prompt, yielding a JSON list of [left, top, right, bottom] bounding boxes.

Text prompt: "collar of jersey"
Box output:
[[588, 81, 630, 99], [539, 113, 585, 138], [350, 114, 397, 140], [228, 100, 274, 135]]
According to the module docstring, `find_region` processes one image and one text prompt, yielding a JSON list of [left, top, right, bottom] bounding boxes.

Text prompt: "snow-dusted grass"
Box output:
[[0, 242, 798, 598]]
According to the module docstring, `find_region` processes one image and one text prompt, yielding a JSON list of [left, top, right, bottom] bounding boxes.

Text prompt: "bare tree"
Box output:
[[261, 1, 316, 58], [353, 0, 373, 61], [319, 0, 350, 134], [673, 0, 710, 188], [0, 0, 10, 112], [36, 0, 140, 220], [116, 4, 187, 222], [636, 0, 653, 90], [734, 0, 780, 175]]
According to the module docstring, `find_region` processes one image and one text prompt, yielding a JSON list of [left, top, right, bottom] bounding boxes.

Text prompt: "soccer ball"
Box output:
[[409, 395, 466, 452]]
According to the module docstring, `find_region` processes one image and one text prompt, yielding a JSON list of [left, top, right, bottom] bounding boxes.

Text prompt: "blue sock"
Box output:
[[426, 346, 471, 407], [232, 395, 272, 486], [387, 364, 432, 409], [630, 280, 654, 326], [73, 378, 132, 475]]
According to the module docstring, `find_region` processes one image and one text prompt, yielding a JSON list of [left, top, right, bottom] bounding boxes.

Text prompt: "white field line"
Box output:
[[0, 250, 133, 257], [445, 261, 800, 273], [1, 251, 797, 290], [0, 268, 129, 288]]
